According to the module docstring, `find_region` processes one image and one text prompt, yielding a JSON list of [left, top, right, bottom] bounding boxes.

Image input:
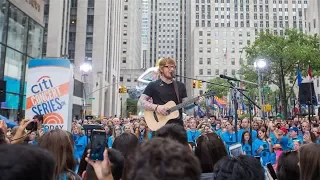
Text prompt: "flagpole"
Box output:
[[308, 64, 312, 123]]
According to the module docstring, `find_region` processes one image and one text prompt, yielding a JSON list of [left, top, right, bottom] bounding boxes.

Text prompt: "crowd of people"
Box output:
[[0, 114, 319, 180], [0, 57, 319, 180]]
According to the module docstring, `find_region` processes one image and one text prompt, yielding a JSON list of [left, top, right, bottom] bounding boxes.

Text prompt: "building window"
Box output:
[[199, 69, 203, 75], [122, 57, 126, 63], [199, 31, 203, 36], [232, 69, 236, 75], [207, 69, 211, 75], [207, 39, 211, 44], [231, 58, 235, 65], [215, 69, 219, 75], [199, 47, 203, 53], [224, 69, 227, 75], [120, 77, 123, 82], [199, 39, 203, 44], [207, 58, 211, 65], [199, 58, 203, 64]]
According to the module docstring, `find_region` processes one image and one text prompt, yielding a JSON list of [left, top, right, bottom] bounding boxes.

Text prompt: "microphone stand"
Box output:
[[175, 75, 246, 92], [225, 80, 260, 155]]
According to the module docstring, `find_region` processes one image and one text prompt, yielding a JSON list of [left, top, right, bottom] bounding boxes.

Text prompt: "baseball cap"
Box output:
[[280, 127, 288, 135], [289, 126, 299, 133]]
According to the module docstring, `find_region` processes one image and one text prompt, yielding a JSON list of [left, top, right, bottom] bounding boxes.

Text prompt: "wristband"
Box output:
[[155, 105, 159, 112]]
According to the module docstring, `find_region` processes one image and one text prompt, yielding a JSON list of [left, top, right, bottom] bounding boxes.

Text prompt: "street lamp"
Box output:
[[80, 63, 92, 120], [80, 63, 92, 73], [254, 59, 267, 117]]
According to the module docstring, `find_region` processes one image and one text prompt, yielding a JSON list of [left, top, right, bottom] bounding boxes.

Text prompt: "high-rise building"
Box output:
[[120, 0, 143, 89], [188, 0, 308, 96], [44, 0, 123, 117], [119, 0, 143, 117], [43, 0, 69, 58], [0, 0, 44, 120], [148, 0, 188, 83], [141, 0, 149, 69]]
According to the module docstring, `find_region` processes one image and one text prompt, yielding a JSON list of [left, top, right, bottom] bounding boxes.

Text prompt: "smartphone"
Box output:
[[266, 162, 278, 180], [229, 143, 243, 157], [26, 121, 37, 131], [254, 156, 261, 161], [90, 130, 107, 161]]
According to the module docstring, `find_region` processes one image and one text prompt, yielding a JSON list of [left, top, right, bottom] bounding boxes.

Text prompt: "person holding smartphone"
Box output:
[[253, 127, 274, 166], [221, 121, 237, 153]]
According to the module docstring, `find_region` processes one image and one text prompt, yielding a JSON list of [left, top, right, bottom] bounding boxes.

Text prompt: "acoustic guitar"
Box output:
[[144, 91, 215, 131]]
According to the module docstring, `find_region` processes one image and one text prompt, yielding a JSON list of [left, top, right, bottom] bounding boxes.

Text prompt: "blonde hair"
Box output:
[[73, 124, 84, 136], [158, 57, 176, 75]]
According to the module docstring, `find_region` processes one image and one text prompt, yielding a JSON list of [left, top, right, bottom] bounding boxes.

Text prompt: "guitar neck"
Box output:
[[169, 97, 199, 112]]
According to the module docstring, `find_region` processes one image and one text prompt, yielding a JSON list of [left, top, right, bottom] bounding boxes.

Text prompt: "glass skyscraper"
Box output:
[[0, 0, 44, 121]]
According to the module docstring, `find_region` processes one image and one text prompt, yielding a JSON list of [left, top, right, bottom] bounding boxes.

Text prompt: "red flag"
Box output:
[[307, 65, 312, 81]]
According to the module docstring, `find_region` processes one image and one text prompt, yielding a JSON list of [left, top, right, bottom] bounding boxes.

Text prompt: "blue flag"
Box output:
[[197, 105, 204, 117], [296, 66, 303, 86], [241, 101, 247, 111]]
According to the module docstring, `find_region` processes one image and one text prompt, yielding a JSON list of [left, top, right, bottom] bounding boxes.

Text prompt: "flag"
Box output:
[[197, 105, 204, 117], [296, 66, 303, 86], [307, 65, 312, 81], [241, 101, 247, 111]]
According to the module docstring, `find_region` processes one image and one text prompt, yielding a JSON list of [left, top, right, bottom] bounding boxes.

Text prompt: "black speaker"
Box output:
[[299, 82, 317, 105], [0, 80, 6, 102]]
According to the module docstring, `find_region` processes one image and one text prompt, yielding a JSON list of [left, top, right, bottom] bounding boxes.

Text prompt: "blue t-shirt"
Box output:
[[272, 136, 289, 151], [108, 136, 114, 148], [253, 139, 274, 166], [221, 131, 237, 153], [242, 142, 253, 156], [73, 135, 89, 160], [187, 130, 201, 144], [237, 129, 257, 142]]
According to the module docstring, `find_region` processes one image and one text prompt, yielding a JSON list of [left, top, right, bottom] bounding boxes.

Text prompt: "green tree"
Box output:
[[126, 98, 138, 116], [206, 78, 230, 98], [240, 29, 320, 119]]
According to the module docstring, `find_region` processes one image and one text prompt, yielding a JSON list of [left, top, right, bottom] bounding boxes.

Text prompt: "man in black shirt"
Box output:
[[138, 57, 187, 126]]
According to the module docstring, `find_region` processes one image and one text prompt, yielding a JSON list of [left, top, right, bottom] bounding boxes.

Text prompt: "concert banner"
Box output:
[[25, 59, 74, 131]]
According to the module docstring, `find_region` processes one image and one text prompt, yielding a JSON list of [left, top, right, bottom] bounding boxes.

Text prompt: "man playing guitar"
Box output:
[[138, 57, 187, 126]]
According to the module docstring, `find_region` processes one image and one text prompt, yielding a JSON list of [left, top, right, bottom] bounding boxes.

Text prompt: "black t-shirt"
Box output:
[[143, 79, 187, 123]]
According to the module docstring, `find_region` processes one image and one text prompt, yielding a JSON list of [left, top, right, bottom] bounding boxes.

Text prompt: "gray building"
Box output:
[[141, 0, 149, 69], [44, 0, 124, 118], [120, 0, 143, 89], [148, 0, 188, 84], [188, 0, 308, 96]]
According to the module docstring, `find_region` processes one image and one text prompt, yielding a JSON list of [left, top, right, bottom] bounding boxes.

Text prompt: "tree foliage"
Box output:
[[206, 78, 230, 98], [126, 98, 138, 116], [240, 29, 320, 119]]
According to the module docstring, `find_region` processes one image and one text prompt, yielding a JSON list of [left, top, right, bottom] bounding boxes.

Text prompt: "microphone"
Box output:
[[219, 74, 241, 82], [171, 72, 176, 78]]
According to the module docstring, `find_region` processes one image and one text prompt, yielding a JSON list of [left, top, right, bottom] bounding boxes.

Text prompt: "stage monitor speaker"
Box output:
[[0, 80, 6, 102], [299, 82, 317, 105]]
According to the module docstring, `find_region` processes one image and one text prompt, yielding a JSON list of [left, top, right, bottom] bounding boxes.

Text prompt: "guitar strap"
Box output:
[[173, 80, 180, 104]]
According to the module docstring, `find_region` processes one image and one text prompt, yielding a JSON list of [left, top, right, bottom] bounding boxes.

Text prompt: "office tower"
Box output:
[[44, 0, 124, 117], [188, 0, 308, 96]]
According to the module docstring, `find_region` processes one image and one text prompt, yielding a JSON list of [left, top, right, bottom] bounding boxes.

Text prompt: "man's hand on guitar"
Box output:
[[196, 96, 205, 104], [156, 105, 169, 116]]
